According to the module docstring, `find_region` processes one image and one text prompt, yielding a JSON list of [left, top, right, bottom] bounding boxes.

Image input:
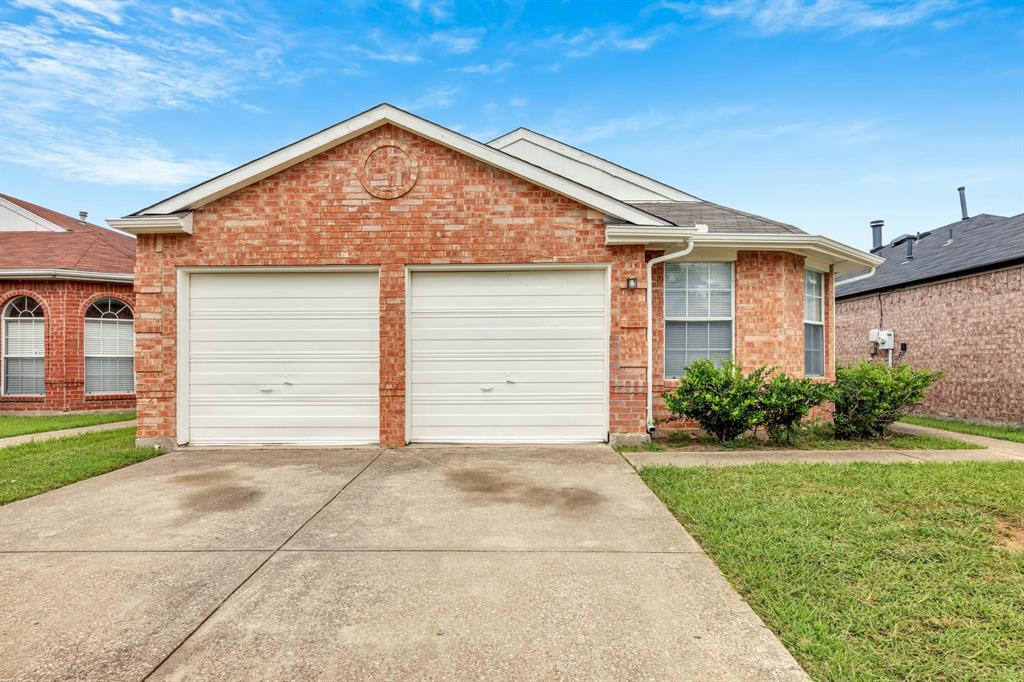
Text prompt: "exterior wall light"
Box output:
[[626, 277, 638, 289]]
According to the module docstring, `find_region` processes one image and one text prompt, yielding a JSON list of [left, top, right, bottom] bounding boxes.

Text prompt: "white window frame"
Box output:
[[2, 296, 45, 396], [803, 269, 826, 377], [663, 261, 735, 379], [84, 298, 135, 395]]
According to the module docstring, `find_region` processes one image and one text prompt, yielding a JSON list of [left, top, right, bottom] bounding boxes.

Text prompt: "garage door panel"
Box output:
[[410, 270, 605, 296], [410, 425, 604, 443], [190, 339, 378, 354], [409, 269, 607, 443], [188, 271, 379, 445]]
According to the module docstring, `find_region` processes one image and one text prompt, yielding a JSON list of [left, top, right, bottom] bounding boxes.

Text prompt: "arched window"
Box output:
[[2, 296, 45, 395], [84, 299, 134, 394]]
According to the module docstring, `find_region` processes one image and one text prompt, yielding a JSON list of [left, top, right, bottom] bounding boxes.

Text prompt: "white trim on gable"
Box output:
[[126, 104, 671, 227], [488, 128, 699, 203], [1, 198, 68, 233]]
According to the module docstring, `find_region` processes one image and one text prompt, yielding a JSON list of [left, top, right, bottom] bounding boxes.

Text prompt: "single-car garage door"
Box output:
[[408, 268, 608, 443], [186, 271, 379, 445]]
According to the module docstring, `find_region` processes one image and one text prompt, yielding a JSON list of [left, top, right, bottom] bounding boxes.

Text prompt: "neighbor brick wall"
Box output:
[[0, 280, 135, 413], [133, 124, 650, 446], [836, 264, 1024, 425], [650, 251, 834, 423]]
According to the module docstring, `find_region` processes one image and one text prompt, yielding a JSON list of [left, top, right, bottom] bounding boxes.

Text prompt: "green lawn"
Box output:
[[618, 425, 982, 453], [641, 462, 1024, 681], [903, 415, 1024, 444], [0, 411, 135, 439], [0, 427, 160, 505]]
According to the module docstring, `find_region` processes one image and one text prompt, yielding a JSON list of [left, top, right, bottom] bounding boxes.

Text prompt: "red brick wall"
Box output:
[[134, 124, 649, 446], [836, 264, 1024, 425], [651, 250, 834, 423], [0, 280, 135, 413]]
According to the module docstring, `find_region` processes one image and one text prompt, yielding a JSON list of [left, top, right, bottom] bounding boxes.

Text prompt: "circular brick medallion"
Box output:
[[358, 144, 418, 199]]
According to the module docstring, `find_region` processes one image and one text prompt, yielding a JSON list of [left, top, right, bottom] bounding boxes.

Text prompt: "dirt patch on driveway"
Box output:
[[172, 469, 265, 513], [447, 467, 604, 515]]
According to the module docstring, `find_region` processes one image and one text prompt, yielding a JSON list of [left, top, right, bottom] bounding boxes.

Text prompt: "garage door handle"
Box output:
[[259, 386, 273, 392]]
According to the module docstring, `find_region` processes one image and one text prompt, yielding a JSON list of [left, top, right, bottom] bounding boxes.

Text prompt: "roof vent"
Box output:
[[870, 219, 884, 251], [957, 186, 968, 221], [78, 211, 88, 223], [906, 235, 915, 260]]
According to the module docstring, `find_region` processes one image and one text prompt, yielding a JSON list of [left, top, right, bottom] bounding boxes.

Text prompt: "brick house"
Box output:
[[836, 194, 1024, 426], [1, 194, 136, 413], [109, 104, 879, 449]]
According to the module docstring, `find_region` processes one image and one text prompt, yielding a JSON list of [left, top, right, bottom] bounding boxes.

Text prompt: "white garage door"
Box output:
[[408, 268, 608, 443], [186, 271, 379, 445]]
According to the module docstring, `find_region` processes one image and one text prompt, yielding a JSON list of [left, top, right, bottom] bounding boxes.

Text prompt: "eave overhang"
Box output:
[[605, 224, 705, 246], [683, 233, 885, 276], [106, 213, 193, 235]]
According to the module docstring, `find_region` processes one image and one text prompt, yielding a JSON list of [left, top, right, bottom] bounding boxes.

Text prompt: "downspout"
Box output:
[[646, 238, 696, 432]]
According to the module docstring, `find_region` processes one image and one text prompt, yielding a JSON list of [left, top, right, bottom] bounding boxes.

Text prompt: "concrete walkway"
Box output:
[[0, 419, 136, 449], [0, 445, 807, 681], [627, 421, 1024, 468]]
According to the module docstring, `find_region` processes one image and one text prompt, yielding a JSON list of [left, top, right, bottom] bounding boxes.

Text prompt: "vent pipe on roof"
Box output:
[[957, 186, 968, 220], [870, 219, 884, 251], [906, 235, 915, 260], [78, 211, 88, 223]]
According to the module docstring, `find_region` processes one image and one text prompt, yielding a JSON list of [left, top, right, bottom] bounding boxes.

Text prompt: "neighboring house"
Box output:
[[1, 194, 136, 413], [108, 104, 880, 450], [836, 190, 1024, 425]]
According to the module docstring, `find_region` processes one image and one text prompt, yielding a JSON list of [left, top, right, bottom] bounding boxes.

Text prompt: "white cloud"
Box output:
[[561, 111, 673, 144], [537, 26, 667, 58], [430, 28, 484, 54], [401, 0, 454, 22], [457, 60, 512, 74], [402, 86, 458, 111], [1, 0, 290, 186], [660, 0, 959, 34]]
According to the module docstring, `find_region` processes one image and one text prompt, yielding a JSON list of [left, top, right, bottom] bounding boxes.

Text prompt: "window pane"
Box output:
[[708, 321, 732, 350], [685, 263, 709, 289], [85, 357, 134, 394], [708, 262, 732, 289], [4, 357, 44, 395], [665, 263, 686, 288], [804, 271, 823, 322], [4, 319, 44, 356], [686, 290, 709, 317], [804, 323, 824, 376], [665, 290, 687, 318], [710, 290, 731, 317]]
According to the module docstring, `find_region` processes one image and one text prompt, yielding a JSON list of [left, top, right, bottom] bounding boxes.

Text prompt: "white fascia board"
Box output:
[[107, 213, 193, 235], [489, 128, 699, 202], [690, 233, 885, 275], [129, 105, 671, 227], [605, 224, 700, 246], [0, 269, 133, 283]]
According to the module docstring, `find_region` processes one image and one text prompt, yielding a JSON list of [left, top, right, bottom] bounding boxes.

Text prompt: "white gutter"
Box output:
[[834, 266, 878, 287], [646, 238, 695, 432], [0, 269, 133, 283]]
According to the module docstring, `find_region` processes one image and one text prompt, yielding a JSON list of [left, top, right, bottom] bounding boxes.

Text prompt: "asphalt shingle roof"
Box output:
[[628, 200, 806, 235], [836, 212, 1024, 298], [0, 194, 135, 275]]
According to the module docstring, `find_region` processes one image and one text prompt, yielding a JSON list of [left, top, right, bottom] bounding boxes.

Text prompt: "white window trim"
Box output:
[[663, 261, 735, 379], [803, 269, 826, 377], [2, 298, 45, 397], [84, 301, 135, 395]]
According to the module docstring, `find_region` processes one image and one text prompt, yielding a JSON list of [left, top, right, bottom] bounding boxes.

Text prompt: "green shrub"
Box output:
[[663, 359, 768, 443], [759, 373, 829, 445], [831, 361, 943, 439]]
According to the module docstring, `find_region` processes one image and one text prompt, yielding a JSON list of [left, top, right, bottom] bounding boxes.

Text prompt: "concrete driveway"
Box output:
[[0, 445, 806, 680]]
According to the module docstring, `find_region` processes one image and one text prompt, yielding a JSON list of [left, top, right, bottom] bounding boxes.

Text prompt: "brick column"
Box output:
[[378, 264, 406, 447]]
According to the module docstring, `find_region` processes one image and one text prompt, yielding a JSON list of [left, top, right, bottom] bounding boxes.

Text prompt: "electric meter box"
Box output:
[[868, 329, 895, 350]]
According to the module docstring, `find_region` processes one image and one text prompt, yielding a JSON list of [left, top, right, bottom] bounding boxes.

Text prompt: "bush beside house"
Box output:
[[663, 360, 941, 445]]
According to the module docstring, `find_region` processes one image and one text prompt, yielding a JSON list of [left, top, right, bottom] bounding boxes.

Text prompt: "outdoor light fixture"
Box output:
[[626, 277, 638, 289]]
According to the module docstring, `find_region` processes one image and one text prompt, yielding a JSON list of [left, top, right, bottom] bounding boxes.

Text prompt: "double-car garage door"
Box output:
[[183, 268, 607, 445]]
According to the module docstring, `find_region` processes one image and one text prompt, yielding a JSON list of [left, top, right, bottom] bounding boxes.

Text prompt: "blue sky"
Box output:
[[1, 0, 1021, 250]]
